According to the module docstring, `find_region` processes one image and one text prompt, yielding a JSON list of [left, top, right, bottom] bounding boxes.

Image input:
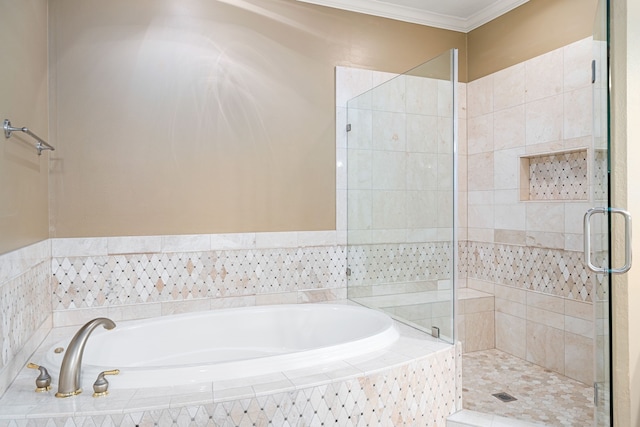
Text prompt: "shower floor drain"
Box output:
[[492, 392, 517, 402]]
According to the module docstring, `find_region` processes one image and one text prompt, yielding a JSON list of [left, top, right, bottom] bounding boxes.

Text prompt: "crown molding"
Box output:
[[297, 0, 530, 33]]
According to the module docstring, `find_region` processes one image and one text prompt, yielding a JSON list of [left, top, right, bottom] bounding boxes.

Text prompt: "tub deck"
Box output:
[[0, 308, 458, 425]]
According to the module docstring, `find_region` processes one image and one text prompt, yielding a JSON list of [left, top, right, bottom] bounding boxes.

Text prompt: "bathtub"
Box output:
[[44, 303, 399, 390]]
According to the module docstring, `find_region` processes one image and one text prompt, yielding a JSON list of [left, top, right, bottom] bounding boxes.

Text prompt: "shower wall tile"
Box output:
[[372, 151, 406, 189], [467, 152, 494, 191], [564, 87, 593, 139], [565, 233, 584, 252], [458, 157, 468, 194], [527, 305, 564, 330], [336, 106, 348, 149], [525, 230, 565, 250], [526, 291, 564, 313], [336, 147, 347, 190], [438, 117, 455, 153], [347, 149, 373, 189], [335, 66, 373, 107], [494, 204, 526, 231], [372, 191, 406, 229], [493, 104, 525, 150], [458, 82, 468, 120], [493, 62, 525, 111], [467, 74, 493, 118], [526, 321, 565, 375], [372, 111, 406, 151], [525, 202, 565, 232], [407, 192, 438, 228], [467, 114, 494, 154], [372, 74, 405, 112], [407, 114, 439, 153], [495, 297, 526, 318], [437, 153, 455, 189], [494, 147, 525, 190], [494, 229, 526, 245], [437, 79, 454, 118], [493, 283, 526, 304], [524, 48, 564, 102], [406, 75, 438, 115], [468, 190, 494, 206], [467, 228, 494, 243], [345, 109, 373, 149], [406, 153, 438, 190], [468, 205, 494, 229], [464, 311, 495, 353], [525, 94, 564, 145], [565, 299, 593, 320], [437, 192, 454, 228], [563, 37, 593, 92], [565, 332, 594, 385], [564, 314, 594, 339], [495, 312, 526, 359]]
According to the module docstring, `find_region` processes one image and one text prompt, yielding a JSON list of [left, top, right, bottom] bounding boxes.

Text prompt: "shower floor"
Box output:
[[462, 349, 594, 427]]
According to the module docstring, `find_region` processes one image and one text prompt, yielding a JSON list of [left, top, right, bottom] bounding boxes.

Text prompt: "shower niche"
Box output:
[[519, 148, 594, 202]]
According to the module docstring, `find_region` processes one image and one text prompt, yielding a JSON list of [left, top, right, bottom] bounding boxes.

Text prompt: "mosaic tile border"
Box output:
[[347, 242, 454, 287], [52, 245, 347, 312], [464, 241, 595, 302]]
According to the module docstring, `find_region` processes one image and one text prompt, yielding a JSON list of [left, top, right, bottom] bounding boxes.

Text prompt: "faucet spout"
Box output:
[[55, 317, 116, 398]]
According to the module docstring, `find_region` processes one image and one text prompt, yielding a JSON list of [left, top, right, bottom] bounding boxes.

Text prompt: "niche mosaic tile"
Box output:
[[52, 246, 346, 310], [464, 241, 595, 302], [527, 150, 588, 201]]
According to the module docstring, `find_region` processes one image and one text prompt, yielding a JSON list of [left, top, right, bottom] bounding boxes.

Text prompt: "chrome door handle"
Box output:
[[584, 207, 632, 274]]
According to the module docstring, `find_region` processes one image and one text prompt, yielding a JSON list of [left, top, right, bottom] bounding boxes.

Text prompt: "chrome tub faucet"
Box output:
[[55, 317, 116, 398]]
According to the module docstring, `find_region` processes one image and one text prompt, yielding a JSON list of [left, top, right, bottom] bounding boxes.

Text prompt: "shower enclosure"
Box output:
[[345, 49, 458, 343]]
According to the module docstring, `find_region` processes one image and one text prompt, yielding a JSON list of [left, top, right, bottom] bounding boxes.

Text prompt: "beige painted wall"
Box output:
[[611, 0, 640, 424], [47, 0, 466, 238], [0, 0, 49, 255], [468, 0, 598, 81]]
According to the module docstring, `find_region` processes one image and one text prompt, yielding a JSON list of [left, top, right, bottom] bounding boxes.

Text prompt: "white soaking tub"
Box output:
[[44, 303, 399, 390]]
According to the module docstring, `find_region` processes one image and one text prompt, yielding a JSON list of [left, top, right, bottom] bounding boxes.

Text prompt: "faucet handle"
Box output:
[[27, 362, 51, 392], [92, 369, 120, 397]]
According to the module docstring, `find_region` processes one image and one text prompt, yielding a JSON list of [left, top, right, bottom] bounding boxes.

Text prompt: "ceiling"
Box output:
[[296, 0, 530, 32]]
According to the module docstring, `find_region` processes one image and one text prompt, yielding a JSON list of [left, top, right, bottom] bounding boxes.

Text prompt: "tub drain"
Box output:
[[492, 392, 517, 402]]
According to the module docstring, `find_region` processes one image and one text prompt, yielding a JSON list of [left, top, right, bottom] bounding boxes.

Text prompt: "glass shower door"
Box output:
[[345, 49, 458, 343], [588, 0, 626, 425]]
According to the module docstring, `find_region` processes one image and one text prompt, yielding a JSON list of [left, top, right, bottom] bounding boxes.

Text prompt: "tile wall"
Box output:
[[462, 37, 596, 385], [0, 241, 52, 397], [50, 232, 347, 326]]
